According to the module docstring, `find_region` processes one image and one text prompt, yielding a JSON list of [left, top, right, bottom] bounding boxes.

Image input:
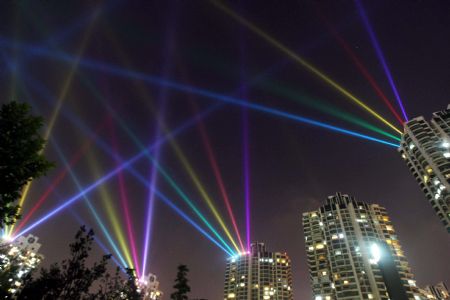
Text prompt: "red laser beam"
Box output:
[[13, 117, 109, 235], [108, 116, 141, 277], [315, 6, 405, 125], [192, 104, 246, 252]]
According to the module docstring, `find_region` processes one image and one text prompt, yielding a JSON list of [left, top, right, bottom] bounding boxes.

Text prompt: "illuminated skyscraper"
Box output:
[[223, 242, 293, 300], [302, 193, 420, 300], [398, 106, 450, 233]]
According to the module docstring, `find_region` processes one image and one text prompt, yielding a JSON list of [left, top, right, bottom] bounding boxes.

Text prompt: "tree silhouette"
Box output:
[[170, 264, 191, 300], [18, 226, 110, 299], [94, 267, 141, 300], [0, 101, 53, 228]]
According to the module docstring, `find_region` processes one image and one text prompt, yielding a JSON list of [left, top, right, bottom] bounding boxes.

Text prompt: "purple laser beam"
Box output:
[[355, 0, 408, 122]]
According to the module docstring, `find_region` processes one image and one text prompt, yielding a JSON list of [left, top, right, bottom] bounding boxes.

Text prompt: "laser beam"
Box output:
[[194, 104, 246, 252], [12, 118, 108, 235], [315, 5, 405, 125], [209, 0, 402, 134], [0, 37, 402, 143], [139, 11, 177, 275], [51, 139, 130, 269], [14, 9, 100, 221], [86, 152, 135, 270], [354, 0, 408, 121], [108, 119, 141, 277], [93, 32, 241, 254], [78, 75, 235, 255]]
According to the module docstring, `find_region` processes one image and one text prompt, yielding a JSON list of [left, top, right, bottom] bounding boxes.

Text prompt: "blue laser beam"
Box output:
[[52, 139, 129, 268], [2, 38, 399, 146], [71, 212, 125, 272]]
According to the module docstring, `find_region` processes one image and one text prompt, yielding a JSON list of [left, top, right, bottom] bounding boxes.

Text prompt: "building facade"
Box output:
[[224, 242, 293, 300], [302, 193, 420, 300], [398, 106, 450, 233], [424, 282, 450, 300]]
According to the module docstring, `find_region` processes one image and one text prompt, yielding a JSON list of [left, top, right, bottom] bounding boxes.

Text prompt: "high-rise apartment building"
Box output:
[[398, 106, 450, 233], [425, 282, 449, 300], [223, 242, 293, 300], [302, 193, 420, 300]]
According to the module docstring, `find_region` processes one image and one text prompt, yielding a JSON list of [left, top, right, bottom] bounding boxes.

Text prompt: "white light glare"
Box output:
[[369, 243, 381, 264], [1, 234, 13, 243]]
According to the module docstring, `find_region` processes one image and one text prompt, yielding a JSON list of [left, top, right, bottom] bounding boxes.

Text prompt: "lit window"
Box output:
[[315, 243, 325, 250]]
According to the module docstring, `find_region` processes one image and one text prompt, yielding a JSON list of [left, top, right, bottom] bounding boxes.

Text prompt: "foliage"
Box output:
[[94, 267, 141, 300], [0, 242, 42, 297], [0, 101, 54, 228], [18, 226, 111, 299], [170, 264, 191, 300]]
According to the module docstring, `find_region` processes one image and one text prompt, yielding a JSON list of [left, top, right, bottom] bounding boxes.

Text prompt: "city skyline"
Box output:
[[0, 0, 450, 298]]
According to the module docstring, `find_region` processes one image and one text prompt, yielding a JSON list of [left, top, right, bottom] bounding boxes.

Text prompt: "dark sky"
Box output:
[[1, 1, 450, 299]]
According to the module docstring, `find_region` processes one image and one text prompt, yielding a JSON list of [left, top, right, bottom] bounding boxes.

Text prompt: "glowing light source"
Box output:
[[369, 243, 381, 264]]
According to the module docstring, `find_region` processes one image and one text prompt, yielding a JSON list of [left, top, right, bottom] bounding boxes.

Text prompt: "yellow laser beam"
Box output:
[[210, 0, 402, 135], [104, 26, 241, 253], [12, 11, 100, 233], [167, 137, 241, 253], [87, 152, 135, 269]]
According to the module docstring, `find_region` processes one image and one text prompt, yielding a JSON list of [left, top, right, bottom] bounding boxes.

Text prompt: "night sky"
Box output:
[[1, 1, 450, 299]]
